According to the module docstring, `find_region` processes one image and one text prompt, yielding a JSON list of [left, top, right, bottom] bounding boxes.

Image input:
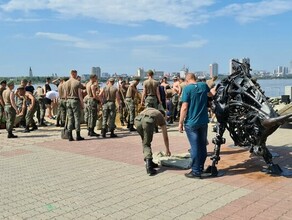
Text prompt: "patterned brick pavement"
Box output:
[[0, 121, 291, 219]]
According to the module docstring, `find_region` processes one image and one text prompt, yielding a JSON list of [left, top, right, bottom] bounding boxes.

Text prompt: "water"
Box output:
[[31, 78, 292, 98], [257, 78, 292, 97]]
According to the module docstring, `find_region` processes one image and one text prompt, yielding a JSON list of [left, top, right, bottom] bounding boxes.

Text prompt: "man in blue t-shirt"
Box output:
[[178, 73, 211, 179]]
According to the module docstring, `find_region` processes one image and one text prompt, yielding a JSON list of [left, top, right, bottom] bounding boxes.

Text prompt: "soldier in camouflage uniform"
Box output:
[[56, 78, 67, 127], [86, 74, 100, 137], [2, 80, 19, 138], [15, 78, 28, 127], [64, 70, 85, 141], [17, 86, 38, 133], [141, 70, 162, 109], [125, 77, 140, 131], [99, 78, 120, 138], [135, 107, 171, 175], [35, 86, 47, 126], [0, 80, 7, 125], [118, 80, 128, 126]]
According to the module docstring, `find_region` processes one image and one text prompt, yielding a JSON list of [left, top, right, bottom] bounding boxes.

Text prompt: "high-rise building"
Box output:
[[29, 67, 33, 77], [290, 60, 292, 73], [91, 67, 101, 78], [209, 63, 218, 77], [137, 68, 145, 79]]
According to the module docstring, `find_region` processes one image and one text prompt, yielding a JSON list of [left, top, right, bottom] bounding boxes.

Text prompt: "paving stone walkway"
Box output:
[[0, 121, 291, 220]]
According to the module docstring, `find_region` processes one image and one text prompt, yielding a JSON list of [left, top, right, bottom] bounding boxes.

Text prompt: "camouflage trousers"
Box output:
[[57, 99, 67, 125], [4, 105, 16, 132], [87, 98, 98, 129], [125, 98, 135, 125], [102, 101, 116, 131], [25, 103, 37, 126], [66, 99, 81, 132], [134, 114, 155, 159], [145, 96, 158, 109], [36, 98, 46, 123]]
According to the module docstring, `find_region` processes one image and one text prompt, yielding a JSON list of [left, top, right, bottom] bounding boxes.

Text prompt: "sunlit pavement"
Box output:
[[0, 120, 292, 219]]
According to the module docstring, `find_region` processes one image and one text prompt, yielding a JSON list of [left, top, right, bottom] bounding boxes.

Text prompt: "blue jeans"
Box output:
[[185, 124, 208, 175]]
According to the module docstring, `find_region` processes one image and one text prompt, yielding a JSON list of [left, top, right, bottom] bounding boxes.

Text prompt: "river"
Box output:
[[34, 78, 292, 98]]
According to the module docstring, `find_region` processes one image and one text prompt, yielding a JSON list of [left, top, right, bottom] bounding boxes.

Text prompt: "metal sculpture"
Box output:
[[206, 59, 292, 176]]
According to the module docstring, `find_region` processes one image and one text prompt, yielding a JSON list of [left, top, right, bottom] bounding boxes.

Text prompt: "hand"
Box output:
[[178, 123, 184, 133], [16, 109, 20, 115], [165, 150, 171, 157]]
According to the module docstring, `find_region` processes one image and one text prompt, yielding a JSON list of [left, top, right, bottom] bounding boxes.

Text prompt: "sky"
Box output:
[[0, 0, 292, 77]]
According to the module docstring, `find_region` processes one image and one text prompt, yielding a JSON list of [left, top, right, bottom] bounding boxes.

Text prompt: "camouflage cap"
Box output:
[[0, 80, 7, 84], [108, 78, 115, 82], [133, 76, 140, 81], [7, 80, 14, 86]]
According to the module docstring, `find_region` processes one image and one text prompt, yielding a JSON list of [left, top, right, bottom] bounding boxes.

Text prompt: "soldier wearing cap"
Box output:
[[99, 77, 120, 138], [2, 80, 19, 138], [0, 80, 7, 124], [125, 76, 140, 131], [86, 74, 100, 137], [118, 79, 128, 127], [141, 70, 161, 109], [15, 78, 28, 128], [171, 75, 181, 122], [64, 69, 85, 141], [34, 85, 46, 126], [134, 107, 171, 175], [56, 77, 67, 127], [17, 85, 38, 133]]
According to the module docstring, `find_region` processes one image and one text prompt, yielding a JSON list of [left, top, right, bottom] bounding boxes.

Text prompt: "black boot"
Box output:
[[101, 128, 106, 138], [145, 159, 157, 176], [121, 120, 125, 126], [76, 131, 84, 141], [39, 119, 47, 127], [68, 130, 74, 141], [144, 159, 159, 168], [23, 126, 30, 133], [88, 128, 100, 137], [129, 124, 137, 132], [31, 123, 38, 131], [8, 131, 18, 138], [110, 130, 117, 138]]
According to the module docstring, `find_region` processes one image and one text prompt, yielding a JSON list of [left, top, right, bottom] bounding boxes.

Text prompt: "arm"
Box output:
[[160, 125, 171, 156], [178, 102, 188, 133], [156, 87, 162, 104], [10, 92, 19, 114], [116, 90, 121, 106], [27, 93, 35, 110], [0, 96, 4, 108], [78, 88, 84, 109], [141, 86, 146, 105]]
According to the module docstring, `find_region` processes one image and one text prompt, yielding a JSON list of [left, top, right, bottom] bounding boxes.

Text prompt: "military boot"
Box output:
[[129, 124, 137, 132], [144, 158, 159, 168], [110, 130, 117, 138], [101, 128, 106, 138], [39, 119, 47, 127], [23, 125, 30, 133], [8, 131, 18, 138], [145, 159, 157, 176], [76, 131, 84, 141], [68, 131, 74, 141], [31, 123, 38, 131], [88, 128, 100, 137]]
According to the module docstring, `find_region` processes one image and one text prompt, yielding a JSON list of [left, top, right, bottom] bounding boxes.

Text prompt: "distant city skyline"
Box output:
[[1, 0, 292, 77]]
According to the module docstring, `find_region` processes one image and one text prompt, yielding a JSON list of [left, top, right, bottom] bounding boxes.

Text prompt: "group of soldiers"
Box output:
[[0, 70, 216, 176]]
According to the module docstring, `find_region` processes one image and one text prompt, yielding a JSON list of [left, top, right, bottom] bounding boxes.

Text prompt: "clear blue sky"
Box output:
[[1, 0, 292, 77]]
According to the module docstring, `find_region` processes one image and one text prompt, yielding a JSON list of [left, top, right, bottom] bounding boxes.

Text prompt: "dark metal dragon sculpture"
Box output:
[[206, 59, 292, 176]]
